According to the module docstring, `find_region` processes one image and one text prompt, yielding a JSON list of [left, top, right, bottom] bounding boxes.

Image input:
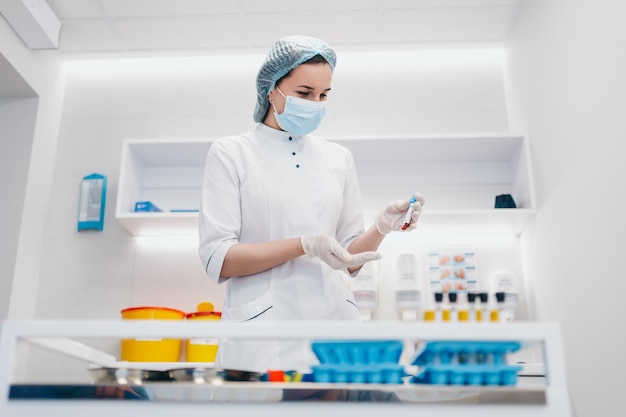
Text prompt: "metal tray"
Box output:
[[90, 367, 172, 385], [169, 367, 263, 384]]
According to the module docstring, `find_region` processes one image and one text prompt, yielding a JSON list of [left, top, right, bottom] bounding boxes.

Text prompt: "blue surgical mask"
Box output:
[[271, 87, 326, 136]]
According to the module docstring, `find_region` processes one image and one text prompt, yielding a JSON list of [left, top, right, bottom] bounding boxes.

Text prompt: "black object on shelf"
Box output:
[[495, 194, 517, 208]]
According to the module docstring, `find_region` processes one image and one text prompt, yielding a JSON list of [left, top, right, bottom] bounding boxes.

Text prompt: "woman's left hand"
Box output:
[[301, 234, 381, 270]]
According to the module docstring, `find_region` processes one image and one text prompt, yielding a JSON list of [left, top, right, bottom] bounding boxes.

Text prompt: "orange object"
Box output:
[[185, 308, 222, 362], [268, 370, 285, 382], [120, 306, 186, 362]]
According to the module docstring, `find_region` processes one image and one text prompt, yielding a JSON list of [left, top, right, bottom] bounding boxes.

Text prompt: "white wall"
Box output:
[[0, 96, 37, 320], [508, 1, 626, 416], [26, 49, 520, 382], [0, 15, 64, 321]]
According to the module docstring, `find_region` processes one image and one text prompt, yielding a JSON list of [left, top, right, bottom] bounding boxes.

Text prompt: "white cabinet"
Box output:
[[0, 320, 571, 416], [115, 134, 534, 236]]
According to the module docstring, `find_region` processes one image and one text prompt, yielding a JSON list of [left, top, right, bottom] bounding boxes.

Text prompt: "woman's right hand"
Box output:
[[301, 234, 381, 270], [374, 192, 425, 235]]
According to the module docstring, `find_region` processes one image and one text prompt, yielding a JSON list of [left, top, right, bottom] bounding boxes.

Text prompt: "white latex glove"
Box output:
[[375, 192, 425, 235], [301, 234, 382, 270]]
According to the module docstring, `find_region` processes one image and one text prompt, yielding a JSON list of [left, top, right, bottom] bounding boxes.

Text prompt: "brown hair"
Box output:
[[275, 54, 330, 88]]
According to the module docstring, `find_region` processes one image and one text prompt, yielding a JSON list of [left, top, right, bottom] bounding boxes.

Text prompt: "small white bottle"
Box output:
[[350, 261, 379, 321], [395, 253, 421, 321]]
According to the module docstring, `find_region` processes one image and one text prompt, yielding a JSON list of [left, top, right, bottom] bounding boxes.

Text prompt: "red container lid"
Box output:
[[121, 306, 186, 316], [186, 311, 222, 319]]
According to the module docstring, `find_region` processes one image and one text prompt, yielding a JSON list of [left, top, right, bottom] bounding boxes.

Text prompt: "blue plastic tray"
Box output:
[[410, 341, 522, 386], [411, 341, 521, 366], [311, 341, 404, 384], [411, 364, 523, 386], [311, 363, 405, 384]]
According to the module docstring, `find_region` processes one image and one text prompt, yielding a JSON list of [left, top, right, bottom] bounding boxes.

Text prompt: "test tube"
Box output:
[[401, 195, 418, 230]]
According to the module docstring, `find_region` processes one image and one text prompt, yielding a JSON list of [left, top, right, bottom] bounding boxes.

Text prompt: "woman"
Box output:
[[198, 35, 424, 373]]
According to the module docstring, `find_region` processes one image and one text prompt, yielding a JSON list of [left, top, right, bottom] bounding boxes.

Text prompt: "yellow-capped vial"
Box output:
[[478, 292, 489, 322], [490, 309, 499, 322], [442, 309, 451, 322], [445, 292, 458, 323], [458, 310, 469, 322], [423, 310, 436, 321], [492, 291, 506, 323], [434, 292, 444, 322]]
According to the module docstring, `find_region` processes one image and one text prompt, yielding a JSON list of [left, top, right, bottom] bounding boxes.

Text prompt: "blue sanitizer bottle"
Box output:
[[77, 173, 107, 231]]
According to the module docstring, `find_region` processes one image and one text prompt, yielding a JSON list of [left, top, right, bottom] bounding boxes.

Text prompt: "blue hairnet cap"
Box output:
[[254, 35, 337, 123]]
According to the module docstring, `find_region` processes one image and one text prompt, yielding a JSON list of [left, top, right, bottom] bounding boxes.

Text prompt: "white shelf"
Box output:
[[116, 211, 200, 236], [117, 208, 535, 237], [115, 133, 535, 236]]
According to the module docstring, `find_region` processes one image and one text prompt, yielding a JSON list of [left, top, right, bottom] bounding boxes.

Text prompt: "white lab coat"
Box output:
[[198, 123, 364, 373]]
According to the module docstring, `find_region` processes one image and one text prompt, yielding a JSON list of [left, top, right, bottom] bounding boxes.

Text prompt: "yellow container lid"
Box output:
[[121, 306, 186, 319], [196, 302, 215, 312], [186, 311, 222, 320]]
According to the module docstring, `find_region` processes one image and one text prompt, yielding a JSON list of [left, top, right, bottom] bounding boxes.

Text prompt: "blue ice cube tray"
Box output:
[[410, 341, 523, 386], [311, 341, 404, 384]]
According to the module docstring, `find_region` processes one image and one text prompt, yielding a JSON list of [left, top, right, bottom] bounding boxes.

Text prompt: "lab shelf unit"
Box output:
[[115, 138, 211, 236], [115, 133, 535, 236], [0, 320, 571, 416]]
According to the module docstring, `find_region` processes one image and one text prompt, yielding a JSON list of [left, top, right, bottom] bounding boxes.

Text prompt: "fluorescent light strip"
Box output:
[[134, 235, 198, 250]]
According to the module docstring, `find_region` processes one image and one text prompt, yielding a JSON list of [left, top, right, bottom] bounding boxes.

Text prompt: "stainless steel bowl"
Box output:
[[169, 367, 263, 384], [90, 367, 172, 385]]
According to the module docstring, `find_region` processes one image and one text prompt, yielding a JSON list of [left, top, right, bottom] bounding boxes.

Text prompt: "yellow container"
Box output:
[[185, 311, 222, 362], [120, 306, 186, 362]]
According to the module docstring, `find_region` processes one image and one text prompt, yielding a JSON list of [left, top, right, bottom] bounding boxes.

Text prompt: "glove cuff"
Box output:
[[300, 236, 310, 256], [374, 212, 390, 235], [375, 222, 389, 235]]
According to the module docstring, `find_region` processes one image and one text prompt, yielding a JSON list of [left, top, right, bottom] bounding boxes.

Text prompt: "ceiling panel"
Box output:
[[41, 0, 523, 57], [243, 12, 380, 48], [113, 15, 247, 51], [47, 0, 103, 19], [384, 0, 518, 8], [381, 6, 514, 43], [240, 0, 380, 14], [59, 20, 125, 52], [101, 0, 240, 18]]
